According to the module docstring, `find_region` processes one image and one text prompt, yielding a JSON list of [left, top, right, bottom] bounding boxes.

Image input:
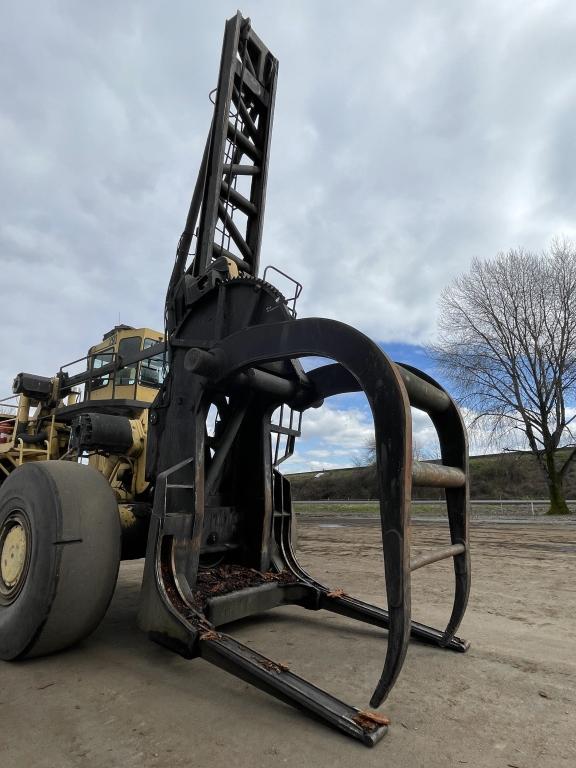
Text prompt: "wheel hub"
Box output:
[[0, 516, 29, 598]]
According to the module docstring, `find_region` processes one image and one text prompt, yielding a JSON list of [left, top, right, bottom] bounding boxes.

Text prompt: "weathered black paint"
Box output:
[[135, 11, 471, 746]]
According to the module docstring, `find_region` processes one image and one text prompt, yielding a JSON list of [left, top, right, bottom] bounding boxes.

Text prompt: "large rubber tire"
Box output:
[[0, 462, 121, 660]]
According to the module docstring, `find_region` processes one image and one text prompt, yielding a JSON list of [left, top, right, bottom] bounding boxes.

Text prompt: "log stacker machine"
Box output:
[[0, 13, 470, 746]]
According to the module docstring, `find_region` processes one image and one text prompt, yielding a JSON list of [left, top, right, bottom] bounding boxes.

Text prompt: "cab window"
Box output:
[[115, 337, 141, 386], [91, 347, 114, 390], [139, 338, 166, 387]]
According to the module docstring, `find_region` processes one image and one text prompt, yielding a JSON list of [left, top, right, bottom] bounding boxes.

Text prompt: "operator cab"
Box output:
[[86, 325, 165, 404]]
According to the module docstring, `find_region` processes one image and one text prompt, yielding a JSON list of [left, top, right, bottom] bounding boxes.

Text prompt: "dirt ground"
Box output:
[[1, 519, 575, 768]]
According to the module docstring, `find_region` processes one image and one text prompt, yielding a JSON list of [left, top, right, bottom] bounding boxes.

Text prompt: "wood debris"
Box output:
[[259, 659, 290, 674], [352, 710, 391, 731]]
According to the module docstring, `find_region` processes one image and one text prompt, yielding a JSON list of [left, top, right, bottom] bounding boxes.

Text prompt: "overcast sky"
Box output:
[[2, 1, 576, 470]]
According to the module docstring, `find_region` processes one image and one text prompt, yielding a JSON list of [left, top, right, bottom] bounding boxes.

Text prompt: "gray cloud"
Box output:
[[1, 0, 576, 394]]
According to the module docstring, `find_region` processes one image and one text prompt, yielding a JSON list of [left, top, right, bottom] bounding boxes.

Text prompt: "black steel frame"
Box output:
[[137, 12, 470, 747], [138, 304, 470, 745]]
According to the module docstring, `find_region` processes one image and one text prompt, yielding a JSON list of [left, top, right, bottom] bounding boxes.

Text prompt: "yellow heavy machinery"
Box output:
[[0, 13, 471, 746], [1, 325, 163, 471], [0, 325, 164, 555]]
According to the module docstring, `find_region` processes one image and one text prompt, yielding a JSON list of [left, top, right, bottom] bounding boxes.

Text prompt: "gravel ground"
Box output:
[[1, 519, 574, 767]]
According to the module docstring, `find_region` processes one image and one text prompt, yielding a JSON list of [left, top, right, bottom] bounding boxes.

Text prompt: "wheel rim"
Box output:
[[0, 512, 31, 604]]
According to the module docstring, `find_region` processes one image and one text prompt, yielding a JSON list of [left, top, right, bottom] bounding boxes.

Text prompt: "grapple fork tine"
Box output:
[[400, 365, 472, 644]]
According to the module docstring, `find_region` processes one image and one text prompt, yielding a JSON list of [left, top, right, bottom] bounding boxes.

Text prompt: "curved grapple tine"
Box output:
[[297, 352, 415, 707], [399, 365, 471, 644], [369, 478, 412, 706], [370, 606, 411, 707], [442, 489, 470, 644]]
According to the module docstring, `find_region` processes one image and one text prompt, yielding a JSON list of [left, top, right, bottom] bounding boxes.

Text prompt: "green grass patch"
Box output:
[[294, 501, 450, 517], [294, 501, 380, 516]]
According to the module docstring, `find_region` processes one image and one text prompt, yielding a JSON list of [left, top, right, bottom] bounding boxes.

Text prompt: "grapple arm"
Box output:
[[140, 11, 471, 748], [140, 310, 470, 744]]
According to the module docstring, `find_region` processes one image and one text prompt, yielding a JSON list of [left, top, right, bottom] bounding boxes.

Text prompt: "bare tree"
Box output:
[[430, 239, 576, 514]]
